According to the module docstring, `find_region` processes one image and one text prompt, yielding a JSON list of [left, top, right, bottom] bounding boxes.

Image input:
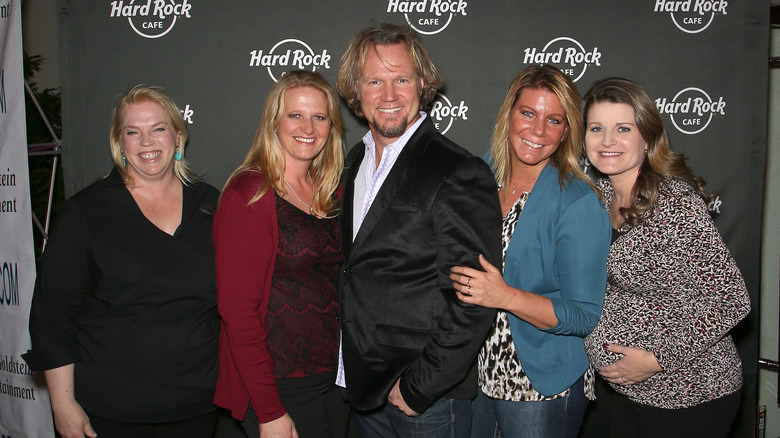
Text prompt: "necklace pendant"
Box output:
[[284, 179, 314, 214]]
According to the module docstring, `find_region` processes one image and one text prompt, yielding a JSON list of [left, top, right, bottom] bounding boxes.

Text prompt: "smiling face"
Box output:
[[276, 86, 331, 168], [119, 100, 180, 184], [508, 87, 568, 172], [358, 42, 423, 149], [585, 102, 648, 186]]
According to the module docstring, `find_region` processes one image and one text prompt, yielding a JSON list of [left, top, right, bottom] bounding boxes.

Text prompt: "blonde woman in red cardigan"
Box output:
[[213, 71, 349, 438]]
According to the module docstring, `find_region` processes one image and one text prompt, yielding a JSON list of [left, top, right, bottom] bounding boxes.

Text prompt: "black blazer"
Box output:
[[339, 117, 502, 413]]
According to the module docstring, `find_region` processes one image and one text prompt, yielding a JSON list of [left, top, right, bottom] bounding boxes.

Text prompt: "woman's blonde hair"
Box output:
[[490, 65, 589, 190], [223, 70, 344, 216], [109, 85, 197, 185]]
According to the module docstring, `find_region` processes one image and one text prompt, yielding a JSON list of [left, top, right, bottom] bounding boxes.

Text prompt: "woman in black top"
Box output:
[[23, 86, 220, 438]]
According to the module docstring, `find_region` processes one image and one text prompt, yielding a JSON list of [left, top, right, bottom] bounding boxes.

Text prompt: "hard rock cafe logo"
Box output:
[[653, 0, 728, 34], [109, 0, 192, 39], [248, 39, 332, 83], [523, 37, 602, 83], [655, 87, 725, 135], [386, 0, 468, 35], [179, 104, 193, 125], [708, 195, 722, 214], [429, 93, 468, 135]]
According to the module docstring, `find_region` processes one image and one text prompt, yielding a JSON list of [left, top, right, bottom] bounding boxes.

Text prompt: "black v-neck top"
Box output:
[[23, 168, 220, 423]]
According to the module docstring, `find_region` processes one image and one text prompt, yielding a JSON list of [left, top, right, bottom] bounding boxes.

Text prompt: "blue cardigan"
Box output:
[[500, 162, 610, 396]]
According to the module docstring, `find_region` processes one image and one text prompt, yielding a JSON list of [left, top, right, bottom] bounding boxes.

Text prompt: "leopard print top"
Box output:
[[479, 191, 594, 401], [584, 176, 750, 409]]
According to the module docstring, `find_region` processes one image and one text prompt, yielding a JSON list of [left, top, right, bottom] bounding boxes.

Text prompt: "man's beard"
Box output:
[[372, 115, 409, 139]]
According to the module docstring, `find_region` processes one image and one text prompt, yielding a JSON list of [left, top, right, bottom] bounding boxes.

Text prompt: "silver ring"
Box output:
[[621, 377, 626, 383], [467, 277, 471, 286]]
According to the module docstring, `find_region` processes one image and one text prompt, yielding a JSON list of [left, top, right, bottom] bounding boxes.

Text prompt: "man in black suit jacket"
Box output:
[[335, 23, 502, 437]]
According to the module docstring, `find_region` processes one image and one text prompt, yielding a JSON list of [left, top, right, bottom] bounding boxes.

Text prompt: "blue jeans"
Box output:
[[471, 376, 588, 438], [356, 397, 472, 438]]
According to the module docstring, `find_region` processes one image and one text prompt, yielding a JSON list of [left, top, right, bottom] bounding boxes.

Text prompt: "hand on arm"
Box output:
[[451, 254, 558, 329], [44, 364, 97, 438], [597, 344, 662, 385]]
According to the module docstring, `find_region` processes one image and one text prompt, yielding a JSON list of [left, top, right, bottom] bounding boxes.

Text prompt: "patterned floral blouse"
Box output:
[[584, 176, 750, 409], [479, 191, 594, 401]]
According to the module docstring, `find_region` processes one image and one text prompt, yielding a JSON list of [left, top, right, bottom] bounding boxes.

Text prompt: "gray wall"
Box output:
[[758, 23, 780, 438]]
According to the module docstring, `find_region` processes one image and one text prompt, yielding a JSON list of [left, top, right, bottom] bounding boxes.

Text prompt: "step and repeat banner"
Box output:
[[0, 0, 54, 436], [54, 1, 765, 436]]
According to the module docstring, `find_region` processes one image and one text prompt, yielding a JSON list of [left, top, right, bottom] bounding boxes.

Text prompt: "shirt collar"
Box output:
[[362, 111, 428, 158]]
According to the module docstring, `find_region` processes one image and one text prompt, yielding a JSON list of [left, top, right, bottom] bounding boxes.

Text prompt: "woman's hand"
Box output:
[[44, 365, 96, 438], [451, 254, 558, 328], [598, 344, 662, 385], [50, 396, 97, 438], [450, 254, 512, 309], [260, 413, 299, 438]]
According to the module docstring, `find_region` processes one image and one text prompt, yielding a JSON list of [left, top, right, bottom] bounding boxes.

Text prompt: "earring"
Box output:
[[174, 149, 182, 161], [121, 151, 126, 167]]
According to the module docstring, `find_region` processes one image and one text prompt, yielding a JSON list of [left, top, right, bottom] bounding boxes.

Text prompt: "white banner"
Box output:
[[0, 0, 54, 436]]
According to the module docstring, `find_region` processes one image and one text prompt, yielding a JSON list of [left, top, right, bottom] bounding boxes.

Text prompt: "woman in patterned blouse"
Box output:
[[581, 77, 750, 438], [450, 65, 610, 438]]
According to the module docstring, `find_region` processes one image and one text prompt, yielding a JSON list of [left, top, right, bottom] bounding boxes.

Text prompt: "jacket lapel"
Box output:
[[350, 118, 435, 252], [341, 144, 364, 261]]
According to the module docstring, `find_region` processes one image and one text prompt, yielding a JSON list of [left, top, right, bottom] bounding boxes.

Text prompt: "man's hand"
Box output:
[[388, 378, 419, 417]]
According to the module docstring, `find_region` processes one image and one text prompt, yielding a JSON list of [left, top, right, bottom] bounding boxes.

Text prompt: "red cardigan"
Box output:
[[212, 171, 285, 423]]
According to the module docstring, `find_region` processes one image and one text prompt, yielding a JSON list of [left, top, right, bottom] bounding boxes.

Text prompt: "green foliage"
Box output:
[[24, 51, 64, 257]]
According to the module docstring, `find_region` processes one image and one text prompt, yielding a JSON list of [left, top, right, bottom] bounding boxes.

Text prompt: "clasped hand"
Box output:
[[598, 344, 662, 386]]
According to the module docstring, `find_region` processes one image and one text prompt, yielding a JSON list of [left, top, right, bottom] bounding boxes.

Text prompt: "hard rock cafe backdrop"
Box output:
[[58, 1, 767, 436]]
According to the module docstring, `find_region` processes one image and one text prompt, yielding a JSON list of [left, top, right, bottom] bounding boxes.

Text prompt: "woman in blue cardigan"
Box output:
[[450, 65, 610, 438]]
